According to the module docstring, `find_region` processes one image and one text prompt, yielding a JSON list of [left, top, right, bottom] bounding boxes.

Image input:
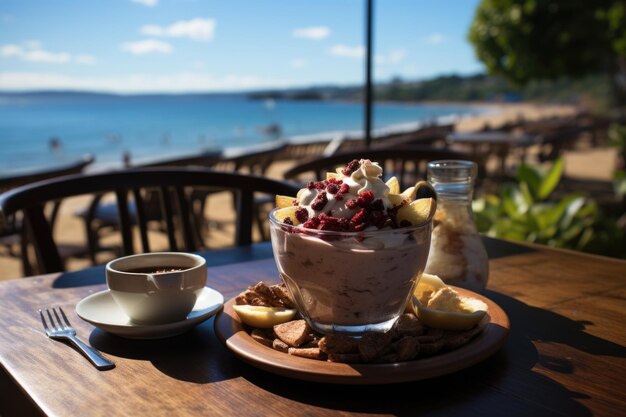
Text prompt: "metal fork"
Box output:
[[39, 307, 115, 370]]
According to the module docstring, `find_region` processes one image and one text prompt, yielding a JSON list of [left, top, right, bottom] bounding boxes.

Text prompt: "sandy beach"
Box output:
[[0, 102, 618, 281]]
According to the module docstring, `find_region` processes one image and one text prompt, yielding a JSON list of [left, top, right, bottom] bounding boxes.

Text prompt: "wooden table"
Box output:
[[447, 132, 537, 177], [1, 239, 625, 417]]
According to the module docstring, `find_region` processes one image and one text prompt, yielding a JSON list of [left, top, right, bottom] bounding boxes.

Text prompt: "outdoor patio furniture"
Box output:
[[74, 151, 223, 264], [0, 155, 94, 275], [282, 145, 472, 189], [0, 167, 299, 275]]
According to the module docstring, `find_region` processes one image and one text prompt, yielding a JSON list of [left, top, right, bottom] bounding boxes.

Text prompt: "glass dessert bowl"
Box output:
[[268, 159, 436, 336]]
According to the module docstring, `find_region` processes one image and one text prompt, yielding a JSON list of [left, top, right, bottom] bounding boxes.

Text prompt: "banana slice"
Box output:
[[274, 206, 301, 225], [412, 273, 487, 330], [386, 176, 400, 194], [396, 197, 436, 226], [326, 172, 343, 180], [275, 195, 296, 209], [389, 186, 415, 207], [233, 305, 297, 328]]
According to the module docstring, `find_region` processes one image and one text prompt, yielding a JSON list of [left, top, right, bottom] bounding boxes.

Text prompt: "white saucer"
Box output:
[[76, 287, 224, 339]]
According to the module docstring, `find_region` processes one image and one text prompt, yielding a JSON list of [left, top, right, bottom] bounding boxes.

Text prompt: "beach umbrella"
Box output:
[[364, 0, 374, 148]]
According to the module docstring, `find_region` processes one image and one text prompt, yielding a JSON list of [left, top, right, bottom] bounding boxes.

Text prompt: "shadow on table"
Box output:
[[86, 290, 624, 415], [88, 318, 249, 384], [482, 236, 536, 259], [237, 290, 625, 416]]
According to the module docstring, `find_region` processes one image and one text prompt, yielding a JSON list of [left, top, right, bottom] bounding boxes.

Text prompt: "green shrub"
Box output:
[[473, 158, 625, 257]]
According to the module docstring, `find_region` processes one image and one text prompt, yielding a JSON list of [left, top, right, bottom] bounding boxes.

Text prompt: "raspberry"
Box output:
[[284, 217, 293, 225], [292, 199, 299, 206], [295, 208, 309, 223], [346, 198, 359, 210], [342, 160, 360, 176], [303, 217, 320, 229], [326, 183, 340, 194], [357, 191, 375, 207], [306, 181, 316, 190], [339, 183, 350, 194], [338, 217, 350, 231], [351, 208, 367, 225], [311, 191, 328, 211], [320, 216, 342, 231]]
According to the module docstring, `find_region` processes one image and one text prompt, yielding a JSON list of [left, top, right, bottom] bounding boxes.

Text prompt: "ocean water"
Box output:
[[0, 93, 488, 175]]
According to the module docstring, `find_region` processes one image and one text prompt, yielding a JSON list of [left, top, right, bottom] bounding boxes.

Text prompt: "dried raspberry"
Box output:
[[336, 217, 350, 230], [311, 191, 328, 211], [358, 191, 375, 207], [320, 216, 342, 231], [342, 160, 360, 176], [303, 217, 320, 229], [295, 208, 309, 223], [346, 199, 359, 210], [284, 217, 293, 225], [339, 183, 350, 194], [351, 208, 367, 225], [292, 199, 299, 206], [306, 181, 316, 190], [326, 183, 340, 194], [315, 181, 326, 190], [334, 194, 344, 201]]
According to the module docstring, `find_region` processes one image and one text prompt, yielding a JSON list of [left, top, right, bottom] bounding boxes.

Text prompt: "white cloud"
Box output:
[[24, 40, 42, 50], [140, 18, 216, 42], [75, 55, 97, 65], [290, 59, 306, 69], [1, 42, 96, 65], [292, 26, 330, 40], [422, 33, 444, 45], [376, 49, 407, 65], [131, 0, 158, 7], [0, 71, 295, 93], [388, 49, 407, 64], [329, 44, 364, 59], [121, 39, 172, 55]]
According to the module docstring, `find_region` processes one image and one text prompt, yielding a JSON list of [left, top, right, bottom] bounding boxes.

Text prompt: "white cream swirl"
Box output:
[[297, 159, 391, 219]]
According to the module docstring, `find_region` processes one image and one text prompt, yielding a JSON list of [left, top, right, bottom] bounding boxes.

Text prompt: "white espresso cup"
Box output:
[[106, 252, 207, 324]]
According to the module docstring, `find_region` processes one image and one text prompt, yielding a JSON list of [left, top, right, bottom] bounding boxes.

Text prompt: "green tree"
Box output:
[[468, 0, 626, 107]]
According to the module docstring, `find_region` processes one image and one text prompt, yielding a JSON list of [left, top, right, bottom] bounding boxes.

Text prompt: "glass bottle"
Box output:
[[424, 160, 489, 292]]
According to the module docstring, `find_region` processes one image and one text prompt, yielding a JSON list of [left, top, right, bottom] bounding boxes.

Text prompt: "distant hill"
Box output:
[[1, 72, 611, 111], [249, 73, 612, 111]]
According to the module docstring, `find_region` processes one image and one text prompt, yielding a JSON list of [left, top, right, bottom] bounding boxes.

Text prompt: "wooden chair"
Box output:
[[0, 167, 299, 275], [0, 155, 94, 275], [283, 146, 473, 190], [75, 151, 223, 263]]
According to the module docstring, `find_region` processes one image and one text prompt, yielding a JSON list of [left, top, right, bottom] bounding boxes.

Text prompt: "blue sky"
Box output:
[[0, 0, 484, 93]]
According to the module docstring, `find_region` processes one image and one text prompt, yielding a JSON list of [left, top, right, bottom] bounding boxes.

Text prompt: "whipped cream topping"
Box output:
[[298, 159, 391, 219]]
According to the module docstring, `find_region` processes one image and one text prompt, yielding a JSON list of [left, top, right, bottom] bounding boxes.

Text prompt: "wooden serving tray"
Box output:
[[214, 286, 509, 385]]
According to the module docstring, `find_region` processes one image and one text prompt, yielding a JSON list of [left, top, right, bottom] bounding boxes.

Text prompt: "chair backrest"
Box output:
[[0, 154, 94, 192], [0, 167, 299, 274], [283, 146, 473, 190], [214, 142, 287, 176]]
